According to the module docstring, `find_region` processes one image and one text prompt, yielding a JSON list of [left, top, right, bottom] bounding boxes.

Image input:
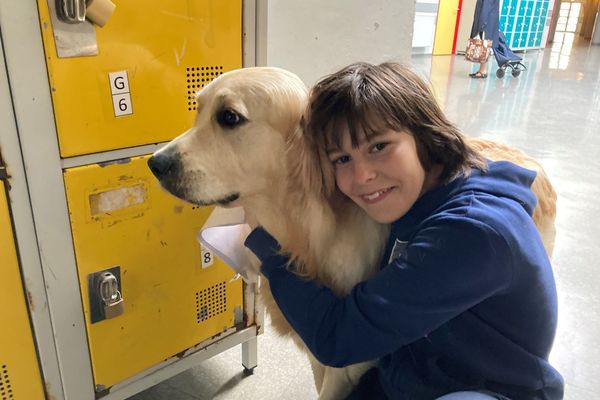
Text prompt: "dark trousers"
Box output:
[[343, 369, 510, 400], [344, 368, 388, 400]]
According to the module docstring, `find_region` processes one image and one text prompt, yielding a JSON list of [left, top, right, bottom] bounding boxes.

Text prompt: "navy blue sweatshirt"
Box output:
[[245, 161, 564, 399]]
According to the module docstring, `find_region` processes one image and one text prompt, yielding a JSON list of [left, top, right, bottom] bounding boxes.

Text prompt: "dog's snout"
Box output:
[[148, 153, 175, 178]]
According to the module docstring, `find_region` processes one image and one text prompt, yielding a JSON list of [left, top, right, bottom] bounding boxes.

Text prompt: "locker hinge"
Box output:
[[0, 165, 8, 181]]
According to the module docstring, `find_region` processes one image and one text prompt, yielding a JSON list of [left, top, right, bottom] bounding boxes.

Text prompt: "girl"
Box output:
[[244, 62, 563, 399]]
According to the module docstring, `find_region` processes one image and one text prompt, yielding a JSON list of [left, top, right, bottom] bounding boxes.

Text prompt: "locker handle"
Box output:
[[88, 267, 124, 323], [98, 272, 125, 319], [55, 0, 117, 27], [56, 0, 86, 24]]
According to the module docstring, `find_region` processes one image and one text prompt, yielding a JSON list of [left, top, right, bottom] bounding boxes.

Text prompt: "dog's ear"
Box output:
[[286, 115, 336, 200]]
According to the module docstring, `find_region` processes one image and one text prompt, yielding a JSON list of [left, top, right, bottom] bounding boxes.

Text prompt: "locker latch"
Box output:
[[88, 267, 124, 323], [57, 0, 86, 24], [99, 272, 124, 319], [56, 0, 117, 27]]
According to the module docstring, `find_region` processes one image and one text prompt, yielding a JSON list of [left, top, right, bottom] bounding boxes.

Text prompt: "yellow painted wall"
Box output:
[[433, 0, 461, 55]]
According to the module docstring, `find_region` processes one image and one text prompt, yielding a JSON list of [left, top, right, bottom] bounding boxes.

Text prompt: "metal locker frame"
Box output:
[[0, 0, 268, 399]]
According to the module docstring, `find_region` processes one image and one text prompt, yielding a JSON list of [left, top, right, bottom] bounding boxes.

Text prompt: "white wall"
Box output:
[[265, 1, 415, 86], [455, 0, 477, 54], [412, 0, 439, 54]]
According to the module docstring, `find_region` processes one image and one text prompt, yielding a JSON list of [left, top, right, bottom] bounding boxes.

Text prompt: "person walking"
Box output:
[[469, 0, 500, 78]]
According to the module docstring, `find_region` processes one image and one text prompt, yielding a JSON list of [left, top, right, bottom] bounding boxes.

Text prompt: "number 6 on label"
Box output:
[[112, 93, 133, 116], [108, 70, 133, 117]]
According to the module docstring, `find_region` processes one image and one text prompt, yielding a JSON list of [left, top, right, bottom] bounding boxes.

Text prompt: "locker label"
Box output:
[[201, 245, 214, 269], [109, 71, 130, 94], [109, 71, 133, 117]]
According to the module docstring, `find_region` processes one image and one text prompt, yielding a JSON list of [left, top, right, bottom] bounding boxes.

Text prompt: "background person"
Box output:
[[469, 0, 500, 78]]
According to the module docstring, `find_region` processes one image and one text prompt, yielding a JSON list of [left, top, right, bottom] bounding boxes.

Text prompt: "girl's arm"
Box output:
[[245, 217, 511, 367]]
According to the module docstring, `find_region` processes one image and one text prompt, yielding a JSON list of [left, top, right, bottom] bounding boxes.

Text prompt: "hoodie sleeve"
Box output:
[[244, 217, 512, 367]]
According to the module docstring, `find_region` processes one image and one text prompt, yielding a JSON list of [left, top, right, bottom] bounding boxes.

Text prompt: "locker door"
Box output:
[[37, 0, 242, 157], [63, 156, 244, 389], [0, 172, 45, 400], [433, 0, 462, 54]]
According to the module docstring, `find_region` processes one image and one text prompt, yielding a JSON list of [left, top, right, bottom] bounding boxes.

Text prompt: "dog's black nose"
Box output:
[[148, 153, 174, 178]]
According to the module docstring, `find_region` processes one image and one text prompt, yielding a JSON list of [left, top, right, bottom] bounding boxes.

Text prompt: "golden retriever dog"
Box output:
[[148, 67, 556, 399]]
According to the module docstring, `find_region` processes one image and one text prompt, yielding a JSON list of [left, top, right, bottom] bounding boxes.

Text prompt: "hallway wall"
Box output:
[[265, 0, 415, 86], [581, 0, 600, 38]]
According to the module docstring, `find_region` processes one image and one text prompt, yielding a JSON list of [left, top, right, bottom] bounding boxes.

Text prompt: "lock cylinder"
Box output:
[[88, 267, 124, 323]]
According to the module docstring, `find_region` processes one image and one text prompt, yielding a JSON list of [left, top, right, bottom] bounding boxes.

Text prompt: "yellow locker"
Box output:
[[2, 1, 256, 398], [34, 0, 248, 391], [63, 156, 244, 388], [433, 0, 461, 55], [0, 178, 45, 399], [37, 0, 243, 157]]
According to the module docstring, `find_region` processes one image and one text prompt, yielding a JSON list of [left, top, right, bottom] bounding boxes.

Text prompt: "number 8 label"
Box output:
[[201, 245, 214, 269]]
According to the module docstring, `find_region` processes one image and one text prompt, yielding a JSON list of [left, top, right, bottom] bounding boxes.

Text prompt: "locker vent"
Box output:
[[196, 281, 227, 323], [186, 65, 225, 111], [0, 364, 14, 399]]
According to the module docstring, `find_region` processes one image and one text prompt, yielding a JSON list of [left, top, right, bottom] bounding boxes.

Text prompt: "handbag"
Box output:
[[465, 33, 493, 63]]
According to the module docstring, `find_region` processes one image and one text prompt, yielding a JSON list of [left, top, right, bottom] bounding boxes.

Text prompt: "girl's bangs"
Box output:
[[323, 104, 390, 150]]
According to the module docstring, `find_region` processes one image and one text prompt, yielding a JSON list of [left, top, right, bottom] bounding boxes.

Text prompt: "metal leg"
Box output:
[[242, 336, 257, 374]]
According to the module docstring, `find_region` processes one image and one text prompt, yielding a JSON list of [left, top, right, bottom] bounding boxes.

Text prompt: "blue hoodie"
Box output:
[[245, 161, 564, 399]]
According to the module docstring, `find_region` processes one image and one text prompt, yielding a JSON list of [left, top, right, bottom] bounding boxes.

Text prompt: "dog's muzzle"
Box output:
[[147, 150, 185, 198], [148, 148, 240, 206], [148, 152, 178, 179]]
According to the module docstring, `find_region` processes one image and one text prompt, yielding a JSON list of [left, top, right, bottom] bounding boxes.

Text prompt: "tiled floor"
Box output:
[[131, 41, 600, 399]]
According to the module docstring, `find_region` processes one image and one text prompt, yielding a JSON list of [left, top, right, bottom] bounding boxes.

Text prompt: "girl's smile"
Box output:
[[327, 128, 441, 223]]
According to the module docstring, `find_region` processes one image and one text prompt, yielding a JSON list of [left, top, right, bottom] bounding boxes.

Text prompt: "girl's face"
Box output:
[[327, 128, 441, 223]]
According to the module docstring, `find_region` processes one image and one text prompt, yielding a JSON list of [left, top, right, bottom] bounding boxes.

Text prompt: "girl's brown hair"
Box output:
[[306, 62, 486, 184]]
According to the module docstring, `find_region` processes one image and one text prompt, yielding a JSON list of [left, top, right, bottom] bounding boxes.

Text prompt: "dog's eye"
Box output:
[[217, 109, 246, 129]]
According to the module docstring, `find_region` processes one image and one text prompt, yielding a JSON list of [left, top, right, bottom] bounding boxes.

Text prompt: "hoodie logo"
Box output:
[[388, 239, 408, 264]]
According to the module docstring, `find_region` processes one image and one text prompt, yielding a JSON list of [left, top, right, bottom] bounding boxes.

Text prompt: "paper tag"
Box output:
[[109, 71, 130, 94], [112, 93, 133, 116], [200, 245, 214, 269], [197, 207, 257, 283], [108, 71, 133, 117]]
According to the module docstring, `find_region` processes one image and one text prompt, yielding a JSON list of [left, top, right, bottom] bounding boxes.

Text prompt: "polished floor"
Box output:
[[131, 42, 600, 400]]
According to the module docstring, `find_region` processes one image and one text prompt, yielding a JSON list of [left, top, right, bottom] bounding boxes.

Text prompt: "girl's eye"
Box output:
[[371, 142, 388, 153], [332, 155, 351, 165]]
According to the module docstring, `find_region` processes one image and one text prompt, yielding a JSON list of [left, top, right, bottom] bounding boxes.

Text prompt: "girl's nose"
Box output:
[[353, 159, 377, 184]]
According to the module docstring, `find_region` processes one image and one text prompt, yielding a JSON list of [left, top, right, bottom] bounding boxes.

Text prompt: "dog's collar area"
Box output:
[[216, 192, 240, 205], [193, 192, 240, 207]]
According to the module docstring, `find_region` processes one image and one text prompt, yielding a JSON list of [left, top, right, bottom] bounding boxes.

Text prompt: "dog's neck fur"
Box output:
[[244, 169, 336, 280], [241, 116, 338, 280]]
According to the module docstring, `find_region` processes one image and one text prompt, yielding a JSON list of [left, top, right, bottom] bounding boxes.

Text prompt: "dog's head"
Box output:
[[148, 67, 312, 207]]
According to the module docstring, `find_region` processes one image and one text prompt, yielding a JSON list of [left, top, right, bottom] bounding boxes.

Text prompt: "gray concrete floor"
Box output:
[[130, 41, 600, 400]]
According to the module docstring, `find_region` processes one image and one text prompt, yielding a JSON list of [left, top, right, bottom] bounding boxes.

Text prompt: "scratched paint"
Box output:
[[173, 38, 187, 66], [89, 184, 146, 215]]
